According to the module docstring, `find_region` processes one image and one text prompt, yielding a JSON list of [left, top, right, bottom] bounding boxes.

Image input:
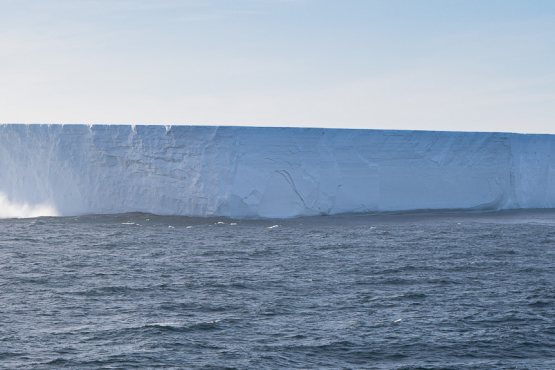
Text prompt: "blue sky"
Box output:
[[1, 0, 554, 133]]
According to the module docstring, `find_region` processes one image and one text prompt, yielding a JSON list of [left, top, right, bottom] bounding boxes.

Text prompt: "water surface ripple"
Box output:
[[1, 210, 554, 369]]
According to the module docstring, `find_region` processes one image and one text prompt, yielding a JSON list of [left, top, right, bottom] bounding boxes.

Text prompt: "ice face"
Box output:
[[0, 124, 554, 218]]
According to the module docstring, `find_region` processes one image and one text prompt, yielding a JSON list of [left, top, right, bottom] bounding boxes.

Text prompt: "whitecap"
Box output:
[[142, 322, 180, 328]]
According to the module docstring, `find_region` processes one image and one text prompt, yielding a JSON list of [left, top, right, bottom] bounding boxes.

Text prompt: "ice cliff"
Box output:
[[1, 124, 554, 218]]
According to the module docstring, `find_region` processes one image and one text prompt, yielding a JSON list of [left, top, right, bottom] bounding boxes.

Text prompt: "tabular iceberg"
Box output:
[[0, 124, 554, 218]]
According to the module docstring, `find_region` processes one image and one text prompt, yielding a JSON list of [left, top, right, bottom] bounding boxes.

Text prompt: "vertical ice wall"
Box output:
[[0, 124, 554, 218]]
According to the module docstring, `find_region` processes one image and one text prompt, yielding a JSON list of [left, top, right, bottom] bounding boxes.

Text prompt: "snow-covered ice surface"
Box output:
[[1, 124, 554, 218]]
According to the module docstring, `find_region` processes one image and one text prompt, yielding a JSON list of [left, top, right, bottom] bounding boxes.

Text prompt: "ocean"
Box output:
[[1, 210, 554, 369]]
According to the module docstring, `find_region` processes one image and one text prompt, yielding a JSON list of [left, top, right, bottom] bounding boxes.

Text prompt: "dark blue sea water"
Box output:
[[1, 210, 555, 369]]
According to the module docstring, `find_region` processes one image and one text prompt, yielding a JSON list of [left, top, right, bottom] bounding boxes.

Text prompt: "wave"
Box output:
[[0, 192, 59, 219]]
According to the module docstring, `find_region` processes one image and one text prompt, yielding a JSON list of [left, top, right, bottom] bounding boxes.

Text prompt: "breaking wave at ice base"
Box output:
[[0, 192, 58, 219]]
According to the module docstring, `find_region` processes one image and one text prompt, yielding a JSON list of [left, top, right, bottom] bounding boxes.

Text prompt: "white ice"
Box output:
[[1, 124, 554, 218]]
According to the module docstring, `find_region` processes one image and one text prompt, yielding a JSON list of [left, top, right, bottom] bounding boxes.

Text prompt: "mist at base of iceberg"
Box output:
[[0, 192, 59, 219], [1, 124, 554, 219]]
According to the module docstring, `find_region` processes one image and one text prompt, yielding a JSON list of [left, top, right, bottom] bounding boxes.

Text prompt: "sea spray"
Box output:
[[0, 192, 58, 218]]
